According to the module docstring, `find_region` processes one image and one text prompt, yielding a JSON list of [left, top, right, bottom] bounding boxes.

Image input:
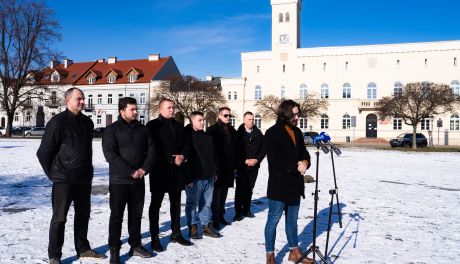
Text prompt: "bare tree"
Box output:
[[149, 75, 227, 120], [255, 93, 328, 121], [376, 82, 460, 149], [0, 0, 61, 136]]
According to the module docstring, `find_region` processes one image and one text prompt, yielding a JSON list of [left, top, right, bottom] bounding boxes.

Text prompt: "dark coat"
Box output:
[[207, 120, 237, 188], [235, 124, 266, 171], [182, 124, 218, 185], [146, 116, 187, 192], [102, 116, 155, 185], [37, 109, 94, 184], [265, 121, 311, 203]]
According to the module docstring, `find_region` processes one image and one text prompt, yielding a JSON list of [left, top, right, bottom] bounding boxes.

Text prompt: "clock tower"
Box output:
[[271, 0, 301, 51]]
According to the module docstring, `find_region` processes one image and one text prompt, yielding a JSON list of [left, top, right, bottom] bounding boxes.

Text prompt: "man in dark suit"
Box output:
[[263, 100, 314, 264]]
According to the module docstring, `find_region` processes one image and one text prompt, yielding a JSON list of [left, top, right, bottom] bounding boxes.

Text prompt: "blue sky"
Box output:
[[47, 0, 460, 79]]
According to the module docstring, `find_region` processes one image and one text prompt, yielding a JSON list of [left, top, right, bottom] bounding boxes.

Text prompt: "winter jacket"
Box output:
[[37, 109, 94, 184], [182, 124, 217, 185], [265, 121, 311, 203], [235, 124, 266, 171], [102, 116, 155, 185], [207, 120, 238, 188], [146, 115, 187, 192]]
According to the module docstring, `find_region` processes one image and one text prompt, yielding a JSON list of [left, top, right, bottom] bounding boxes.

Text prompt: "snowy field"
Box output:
[[0, 138, 459, 264]]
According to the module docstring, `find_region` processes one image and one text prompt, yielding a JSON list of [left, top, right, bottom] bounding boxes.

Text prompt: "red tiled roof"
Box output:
[[75, 57, 171, 85], [38, 61, 97, 85]]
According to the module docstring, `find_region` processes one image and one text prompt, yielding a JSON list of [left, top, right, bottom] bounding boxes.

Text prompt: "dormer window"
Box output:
[[51, 72, 60, 83], [108, 75, 116, 83], [88, 76, 95, 84], [129, 75, 137, 83]]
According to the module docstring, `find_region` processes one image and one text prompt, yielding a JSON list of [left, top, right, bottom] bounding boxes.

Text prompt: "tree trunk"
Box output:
[[412, 125, 417, 150], [5, 112, 14, 137]]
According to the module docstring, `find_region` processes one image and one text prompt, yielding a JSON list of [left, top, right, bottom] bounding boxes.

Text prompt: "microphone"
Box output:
[[312, 134, 330, 154], [319, 132, 342, 156]]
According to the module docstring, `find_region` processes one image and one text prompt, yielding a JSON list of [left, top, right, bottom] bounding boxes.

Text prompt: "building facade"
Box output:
[[221, 0, 460, 144]]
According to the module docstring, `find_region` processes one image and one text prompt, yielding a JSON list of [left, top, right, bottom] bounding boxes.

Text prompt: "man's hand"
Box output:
[[245, 159, 258, 167], [174, 155, 185, 166], [131, 170, 141, 179], [137, 168, 145, 178], [297, 161, 308, 174]]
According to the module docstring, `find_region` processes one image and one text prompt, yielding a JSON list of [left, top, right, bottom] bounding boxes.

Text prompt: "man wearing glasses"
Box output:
[[207, 107, 237, 230]]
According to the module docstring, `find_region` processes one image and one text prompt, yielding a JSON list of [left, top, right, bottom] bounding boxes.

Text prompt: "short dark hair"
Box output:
[[277, 99, 300, 123], [159, 98, 173, 107], [118, 97, 137, 112], [190, 111, 204, 119], [218, 106, 231, 113], [64, 87, 83, 99], [243, 111, 254, 117]]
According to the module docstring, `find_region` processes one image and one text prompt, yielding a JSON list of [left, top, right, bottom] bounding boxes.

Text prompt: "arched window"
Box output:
[[451, 80, 460, 95], [394, 81, 403, 96], [279, 13, 283, 23], [321, 83, 329, 99], [299, 84, 308, 99], [255, 114, 262, 129], [342, 83, 351, 98], [255, 85, 262, 100], [342, 114, 351, 129], [280, 86, 286, 99], [367, 82, 377, 99], [450, 114, 460, 130], [285, 12, 290, 22], [320, 114, 329, 129]]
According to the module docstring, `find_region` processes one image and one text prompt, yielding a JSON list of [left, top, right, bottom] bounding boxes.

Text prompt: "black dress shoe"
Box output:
[[219, 217, 231, 226], [151, 237, 164, 252], [233, 214, 244, 221], [129, 245, 152, 258], [245, 211, 255, 218], [203, 225, 222, 238], [171, 234, 193, 246]]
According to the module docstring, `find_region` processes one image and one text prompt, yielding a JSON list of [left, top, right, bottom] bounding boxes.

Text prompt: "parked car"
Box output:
[[389, 133, 428, 148], [304, 131, 319, 145], [0, 127, 5, 136], [24, 127, 45, 137], [93, 127, 106, 138], [11, 126, 32, 136]]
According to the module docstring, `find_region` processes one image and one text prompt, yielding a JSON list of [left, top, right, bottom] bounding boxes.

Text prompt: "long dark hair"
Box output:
[[276, 99, 300, 124]]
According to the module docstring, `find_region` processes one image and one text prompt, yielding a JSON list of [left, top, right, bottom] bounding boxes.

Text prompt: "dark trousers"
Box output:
[[48, 182, 91, 259], [149, 188, 182, 237], [235, 168, 259, 216], [211, 186, 229, 224], [108, 182, 145, 248]]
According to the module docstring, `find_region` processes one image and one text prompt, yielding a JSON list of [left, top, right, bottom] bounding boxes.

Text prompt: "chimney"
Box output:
[[108, 57, 117, 64], [64, 59, 73, 68], [206, 75, 213, 81], [148, 54, 160, 61], [98, 58, 105, 63], [50, 60, 60, 68]]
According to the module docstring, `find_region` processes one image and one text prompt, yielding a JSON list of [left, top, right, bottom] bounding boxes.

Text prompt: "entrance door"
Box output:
[[106, 114, 113, 126], [366, 114, 377, 138], [1, 117, 5, 128]]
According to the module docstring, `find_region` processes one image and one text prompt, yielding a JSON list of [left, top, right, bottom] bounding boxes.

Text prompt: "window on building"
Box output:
[[51, 73, 60, 83], [140, 115, 145, 125], [283, 64, 286, 73], [455, 57, 457, 67], [323, 63, 326, 71], [345, 61, 349, 71], [299, 84, 308, 99], [421, 118, 431, 131], [97, 115, 102, 125], [394, 81, 403, 96], [320, 114, 329, 129], [299, 117, 307, 129], [450, 114, 460, 130], [97, 94, 102, 104], [129, 75, 138, 83], [51, 91, 57, 104], [280, 86, 286, 99], [230, 117, 236, 127], [367, 82, 377, 99], [88, 95, 93, 108], [118, 94, 123, 103], [108, 75, 116, 83], [228, 91, 232, 100], [451, 80, 460, 95], [233, 91, 238, 100], [255, 85, 262, 100], [285, 12, 290, 22], [342, 114, 351, 129], [279, 13, 283, 23], [140, 93, 146, 104], [302, 64, 305, 72], [397, 59, 400, 68], [129, 93, 135, 99], [257, 65, 260, 73], [88, 76, 95, 84], [255, 114, 261, 129], [424, 59, 428, 68], [26, 111, 31, 122], [342, 83, 351, 98], [14, 112, 19, 122], [393, 118, 402, 130], [108, 94, 113, 104], [321, 83, 329, 99]]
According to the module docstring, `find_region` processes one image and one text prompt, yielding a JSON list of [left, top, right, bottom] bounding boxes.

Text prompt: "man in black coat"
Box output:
[[146, 99, 192, 251], [263, 100, 314, 264], [102, 97, 156, 262], [207, 106, 237, 228], [234, 111, 266, 221], [37, 88, 104, 263]]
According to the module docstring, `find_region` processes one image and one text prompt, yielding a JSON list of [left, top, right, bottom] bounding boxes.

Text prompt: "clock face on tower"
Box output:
[[279, 34, 289, 44]]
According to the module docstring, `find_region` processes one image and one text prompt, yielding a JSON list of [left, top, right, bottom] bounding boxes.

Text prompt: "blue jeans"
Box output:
[[185, 178, 214, 227], [264, 198, 300, 253]]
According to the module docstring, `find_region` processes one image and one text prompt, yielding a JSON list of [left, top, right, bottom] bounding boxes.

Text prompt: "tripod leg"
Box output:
[[295, 246, 313, 264], [314, 247, 331, 264], [335, 189, 343, 228], [324, 191, 334, 258]]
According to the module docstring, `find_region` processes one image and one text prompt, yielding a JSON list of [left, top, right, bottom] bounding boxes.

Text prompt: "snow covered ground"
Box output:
[[0, 138, 459, 264]]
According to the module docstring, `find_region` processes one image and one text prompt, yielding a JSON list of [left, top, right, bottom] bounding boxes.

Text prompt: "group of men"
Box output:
[[37, 87, 314, 264]]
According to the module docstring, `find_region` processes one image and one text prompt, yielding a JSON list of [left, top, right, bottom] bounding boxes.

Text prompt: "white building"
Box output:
[[221, 0, 460, 144]]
